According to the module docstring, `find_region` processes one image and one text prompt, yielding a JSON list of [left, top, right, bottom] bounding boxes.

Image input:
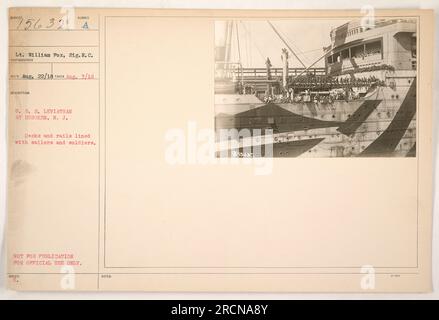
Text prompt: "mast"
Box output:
[[281, 48, 289, 89], [234, 21, 244, 87], [224, 21, 233, 65]]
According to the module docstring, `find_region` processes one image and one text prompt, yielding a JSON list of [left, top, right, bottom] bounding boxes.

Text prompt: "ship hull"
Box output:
[[215, 81, 416, 158]]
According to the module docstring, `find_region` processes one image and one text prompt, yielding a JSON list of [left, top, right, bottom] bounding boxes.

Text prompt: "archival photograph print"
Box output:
[[214, 18, 417, 158]]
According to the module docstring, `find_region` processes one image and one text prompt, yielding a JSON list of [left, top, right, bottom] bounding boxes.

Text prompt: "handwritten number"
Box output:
[[24, 19, 33, 30], [16, 18, 23, 30], [46, 18, 55, 28]]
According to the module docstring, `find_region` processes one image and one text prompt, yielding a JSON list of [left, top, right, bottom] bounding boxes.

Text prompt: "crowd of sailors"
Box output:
[[295, 73, 382, 86], [257, 74, 383, 103], [264, 87, 366, 104]]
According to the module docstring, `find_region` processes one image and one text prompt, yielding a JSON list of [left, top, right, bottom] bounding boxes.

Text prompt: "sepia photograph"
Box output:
[[215, 18, 417, 157], [2, 4, 436, 297]]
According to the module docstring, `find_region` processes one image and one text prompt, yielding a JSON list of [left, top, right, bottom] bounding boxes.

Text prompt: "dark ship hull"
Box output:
[[215, 79, 416, 158]]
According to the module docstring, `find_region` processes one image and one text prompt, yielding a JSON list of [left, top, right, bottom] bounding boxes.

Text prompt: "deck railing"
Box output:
[[215, 65, 326, 81]]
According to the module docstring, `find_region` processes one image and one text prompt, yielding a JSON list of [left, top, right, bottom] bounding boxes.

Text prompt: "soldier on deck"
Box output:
[[288, 87, 294, 102]]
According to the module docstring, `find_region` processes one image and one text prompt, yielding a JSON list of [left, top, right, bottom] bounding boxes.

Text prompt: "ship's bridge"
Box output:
[[325, 19, 417, 76]]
